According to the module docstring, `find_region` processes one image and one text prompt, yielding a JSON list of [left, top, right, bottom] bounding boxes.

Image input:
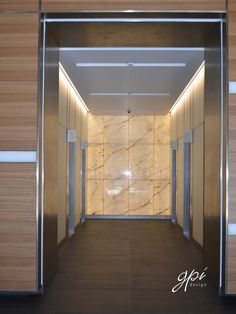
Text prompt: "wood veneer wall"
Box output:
[[0, 1, 39, 12], [227, 0, 236, 295], [0, 3, 39, 292], [41, 0, 226, 12]]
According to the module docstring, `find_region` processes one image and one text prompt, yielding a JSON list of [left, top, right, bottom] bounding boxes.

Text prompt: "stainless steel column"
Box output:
[[67, 130, 77, 238], [171, 140, 178, 224], [81, 140, 87, 223], [183, 130, 193, 239]]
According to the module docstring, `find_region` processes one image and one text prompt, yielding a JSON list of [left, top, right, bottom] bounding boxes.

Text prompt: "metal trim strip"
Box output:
[[86, 215, 170, 220], [45, 17, 224, 23]]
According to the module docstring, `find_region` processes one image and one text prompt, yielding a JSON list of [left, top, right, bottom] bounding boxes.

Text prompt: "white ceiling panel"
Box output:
[[60, 48, 204, 114]]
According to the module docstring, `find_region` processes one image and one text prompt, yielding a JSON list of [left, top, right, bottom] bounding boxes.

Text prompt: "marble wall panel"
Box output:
[[154, 144, 170, 179], [154, 180, 171, 216], [129, 180, 154, 215], [154, 114, 170, 144], [87, 143, 104, 179], [87, 180, 104, 215], [87, 113, 170, 216], [104, 144, 128, 180], [104, 115, 128, 144], [128, 115, 153, 145], [129, 143, 153, 179], [88, 114, 104, 144], [104, 179, 128, 215]]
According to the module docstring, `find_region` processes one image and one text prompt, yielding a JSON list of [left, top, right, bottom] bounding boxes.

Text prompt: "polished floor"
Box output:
[[1, 220, 236, 314]]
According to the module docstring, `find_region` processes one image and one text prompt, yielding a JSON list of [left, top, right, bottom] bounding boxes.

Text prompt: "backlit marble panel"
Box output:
[[154, 114, 170, 144], [87, 113, 171, 216], [87, 113, 104, 144], [129, 180, 153, 215], [87, 144, 104, 179], [154, 180, 171, 216], [129, 115, 154, 145], [104, 144, 128, 180], [104, 115, 128, 144], [86, 180, 104, 215], [104, 180, 128, 215], [154, 144, 170, 179], [129, 144, 153, 179]]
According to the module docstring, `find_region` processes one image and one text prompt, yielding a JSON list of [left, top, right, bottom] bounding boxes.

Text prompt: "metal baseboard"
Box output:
[[86, 215, 171, 220]]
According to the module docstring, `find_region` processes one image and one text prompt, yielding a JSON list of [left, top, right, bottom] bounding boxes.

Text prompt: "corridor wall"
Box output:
[[171, 65, 205, 246], [58, 65, 88, 244]]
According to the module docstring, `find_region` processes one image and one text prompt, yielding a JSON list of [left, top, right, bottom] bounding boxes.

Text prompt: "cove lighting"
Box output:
[[169, 61, 205, 113], [76, 62, 186, 68], [59, 62, 89, 112]]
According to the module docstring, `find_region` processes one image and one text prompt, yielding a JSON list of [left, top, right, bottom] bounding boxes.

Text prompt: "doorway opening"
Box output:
[[40, 13, 226, 296]]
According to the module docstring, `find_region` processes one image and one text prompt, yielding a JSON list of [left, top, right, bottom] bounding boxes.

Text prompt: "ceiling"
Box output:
[[60, 48, 204, 114]]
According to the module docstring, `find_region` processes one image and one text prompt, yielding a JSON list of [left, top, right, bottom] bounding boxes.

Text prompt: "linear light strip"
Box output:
[[169, 61, 205, 112], [76, 62, 186, 67], [90, 92, 170, 96], [59, 62, 89, 112], [60, 47, 205, 51], [0, 151, 37, 162]]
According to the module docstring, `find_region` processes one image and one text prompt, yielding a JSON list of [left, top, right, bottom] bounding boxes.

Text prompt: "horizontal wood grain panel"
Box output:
[[0, 13, 38, 151], [0, 15, 38, 48], [41, 0, 226, 12], [0, 57, 38, 81], [228, 237, 236, 257], [0, 163, 37, 291], [0, 0, 39, 12], [0, 82, 37, 150], [228, 1, 236, 80]]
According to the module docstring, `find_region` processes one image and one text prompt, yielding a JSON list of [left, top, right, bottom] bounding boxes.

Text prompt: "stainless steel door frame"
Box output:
[[39, 14, 226, 294], [67, 130, 77, 238], [81, 139, 87, 223], [171, 140, 178, 224], [183, 130, 193, 239]]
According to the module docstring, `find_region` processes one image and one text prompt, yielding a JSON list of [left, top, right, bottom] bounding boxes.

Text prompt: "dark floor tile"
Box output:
[[1, 220, 236, 314], [40, 289, 130, 313], [130, 289, 207, 314]]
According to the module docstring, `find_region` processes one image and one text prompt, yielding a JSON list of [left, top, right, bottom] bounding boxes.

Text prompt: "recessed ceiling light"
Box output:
[[89, 92, 170, 96], [76, 62, 186, 67]]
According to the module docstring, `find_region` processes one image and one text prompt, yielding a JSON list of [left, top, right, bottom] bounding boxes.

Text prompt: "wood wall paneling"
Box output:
[[0, 163, 37, 291], [0, 14, 39, 151], [41, 0, 226, 12], [0, 0, 39, 12], [227, 0, 236, 295]]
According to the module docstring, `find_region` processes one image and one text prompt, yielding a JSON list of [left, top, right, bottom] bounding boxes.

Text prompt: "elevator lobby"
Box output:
[[0, 6, 236, 313]]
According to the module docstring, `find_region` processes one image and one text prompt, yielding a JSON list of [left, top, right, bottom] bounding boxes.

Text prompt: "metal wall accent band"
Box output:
[[86, 215, 170, 220], [229, 81, 236, 94]]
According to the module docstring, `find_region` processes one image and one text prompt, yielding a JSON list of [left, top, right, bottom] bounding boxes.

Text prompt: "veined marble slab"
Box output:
[[104, 179, 129, 215]]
